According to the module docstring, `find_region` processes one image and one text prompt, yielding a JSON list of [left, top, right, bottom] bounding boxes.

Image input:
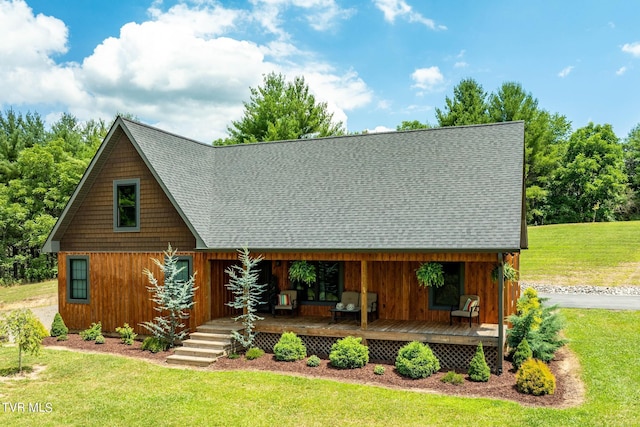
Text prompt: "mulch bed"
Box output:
[[43, 335, 584, 408]]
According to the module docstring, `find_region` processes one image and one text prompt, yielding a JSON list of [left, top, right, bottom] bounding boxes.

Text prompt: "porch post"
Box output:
[[360, 260, 368, 330], [497, 253, 505, 375]]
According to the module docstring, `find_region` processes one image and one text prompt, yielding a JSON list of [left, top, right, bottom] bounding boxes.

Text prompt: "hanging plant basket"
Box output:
[[415, 262, 445, 288], [491, 263, 520, 283], [288, 261, 316, 287]]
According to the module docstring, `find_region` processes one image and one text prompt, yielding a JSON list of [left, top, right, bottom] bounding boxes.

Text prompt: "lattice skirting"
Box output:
[[253, 333, 499, 372]]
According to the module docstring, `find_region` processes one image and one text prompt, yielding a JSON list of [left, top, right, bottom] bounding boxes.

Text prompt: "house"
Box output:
[[43, 117, 526, 372]]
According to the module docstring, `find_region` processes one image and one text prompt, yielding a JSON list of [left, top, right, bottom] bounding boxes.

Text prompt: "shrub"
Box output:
[[507, 290, 567, 362], [79, 322, 102, 341], [227, 352, 240, 359], [57, 334, 69, 342], [115, 323, 138, 345], [273, 332, 307, 361], [307, 355, 321, 367], [395, 341, 440, 379], [373, 365, 385, 375], [441, 371, 464, 385], [468, 342, 490, 382], [516, 359, 556, 396], [329, 336, 369, 369], [512, 338, 533, 370], [50, 313, 69, 338], [141, 336, 168, 353], [95, 334, 105, 344], [245, 347, 265, 360]]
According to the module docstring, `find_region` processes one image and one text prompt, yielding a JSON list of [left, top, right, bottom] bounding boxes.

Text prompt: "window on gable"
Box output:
[[114, 179, 140, 231], [67, 256, 89, 303], [428, 262, 465, 310]]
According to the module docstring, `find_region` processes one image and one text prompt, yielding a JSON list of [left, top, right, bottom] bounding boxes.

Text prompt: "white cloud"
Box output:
[[0, 0, 372, 141], [454, 61, 468, 68], [365, 125, 394, 133], [249, 0, 354, 36], [616, 66, 627, 76], [373, 0, 446, 30], [622, 41, 640, 57], [411, 66, 444, 92], [558, 66, 574, 78]]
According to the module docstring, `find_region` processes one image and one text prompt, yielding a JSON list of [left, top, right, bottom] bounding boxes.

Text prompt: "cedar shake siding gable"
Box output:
[[57, 132, 196, 252]]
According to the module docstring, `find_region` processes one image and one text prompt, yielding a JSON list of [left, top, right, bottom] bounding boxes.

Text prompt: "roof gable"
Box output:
[[44, 118, 526, 253]]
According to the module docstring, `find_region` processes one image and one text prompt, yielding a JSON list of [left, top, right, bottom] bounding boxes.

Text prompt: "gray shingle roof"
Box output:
[[45, 118, 527, 253]]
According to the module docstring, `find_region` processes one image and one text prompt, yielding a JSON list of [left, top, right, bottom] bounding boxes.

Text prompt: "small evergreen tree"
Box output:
[[468, 342, 491, 382], [50, 312, 68, 338], [512, 338, 533, 370], [0, 308, 48, 372], [140, 244, 197, 348], [225, 247, 267, 348]]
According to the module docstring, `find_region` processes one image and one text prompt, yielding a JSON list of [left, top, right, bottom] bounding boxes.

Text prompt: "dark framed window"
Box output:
[[173, 256, 192, 284], [113, 179, 140, 231], [294, 261, 343, 304], [429, 262, 465, 310], [67, 256, 89, 303]]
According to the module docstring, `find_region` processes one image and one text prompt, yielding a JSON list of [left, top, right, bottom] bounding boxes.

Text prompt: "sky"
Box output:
[[1, 0, 639, 143]]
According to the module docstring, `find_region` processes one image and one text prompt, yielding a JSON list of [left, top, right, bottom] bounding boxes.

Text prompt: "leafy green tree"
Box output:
[[222, 72, 344, 145], [548, 123, 627, 222], [0, 308, 48, 372], [622, 124, 640, 219], [396, 120, 431, 131], [224, 247, 267, 348], [435, 78, 490, 126], [140, 244, 198, 348]]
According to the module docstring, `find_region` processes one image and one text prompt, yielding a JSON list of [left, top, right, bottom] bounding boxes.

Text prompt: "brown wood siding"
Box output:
[[59, 250, 518, 333], [59, 134, 195, 252], [58, 251, 204, 334]]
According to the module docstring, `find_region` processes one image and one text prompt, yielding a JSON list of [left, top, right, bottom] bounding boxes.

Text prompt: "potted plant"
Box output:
[[289, 261, 316, 287], [415, 262, 445, 288], [491, 263, 519, 283]]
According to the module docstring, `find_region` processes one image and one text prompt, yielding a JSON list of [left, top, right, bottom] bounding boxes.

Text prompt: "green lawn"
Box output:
[[0, 280, 57, 310], [1, 309, 639, 426], [521, 221, 640, 286]]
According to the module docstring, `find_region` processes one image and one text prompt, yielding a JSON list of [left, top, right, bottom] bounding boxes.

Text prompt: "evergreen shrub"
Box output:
[[516, 358, 556, 395], [395, 341, 440, 379], [95, 334, 105, 344], [273, 332, 307, 361], [468, 342, 491, 382], [79, 322, 102, 341], [141, 336, 167, 353], [512, 338, 533, 370], [50, 313, 68, 337], [306, 355, 321, 367], [245, 347, 265, 360], [373, 365, 385, 375], [329, 336, 369, 369]]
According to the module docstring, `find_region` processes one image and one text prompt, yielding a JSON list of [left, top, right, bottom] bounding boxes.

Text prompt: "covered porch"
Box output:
[[202, 316, 505, 372]]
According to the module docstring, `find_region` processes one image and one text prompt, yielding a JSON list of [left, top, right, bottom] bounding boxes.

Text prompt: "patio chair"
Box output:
[[450, 295, 480, 327], [273, 290, 298, 317], [365, 292, 378, 321]]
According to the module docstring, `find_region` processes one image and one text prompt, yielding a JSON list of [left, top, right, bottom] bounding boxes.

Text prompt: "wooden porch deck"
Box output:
[[204, 316, 503, 347]]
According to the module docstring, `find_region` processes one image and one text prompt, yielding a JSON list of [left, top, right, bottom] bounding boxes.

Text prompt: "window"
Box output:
[[173, 256, 192, 284], [113, 179, 140, 231], [429, 262, 464, 310], [294, 261, 343, 303], [67, 256, 89, 303]]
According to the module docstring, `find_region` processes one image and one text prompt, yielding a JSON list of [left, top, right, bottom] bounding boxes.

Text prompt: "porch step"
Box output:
[[183, 339, 230, 350], [173, 346, 225, 359], [165, 323, 242, 367], [189, 331, 233, 342], [166, 354, 217, 367]]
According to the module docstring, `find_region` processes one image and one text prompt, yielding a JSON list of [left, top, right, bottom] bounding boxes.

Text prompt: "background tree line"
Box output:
[[0, 110, 107, 284], [2, 73, 639, 283]]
